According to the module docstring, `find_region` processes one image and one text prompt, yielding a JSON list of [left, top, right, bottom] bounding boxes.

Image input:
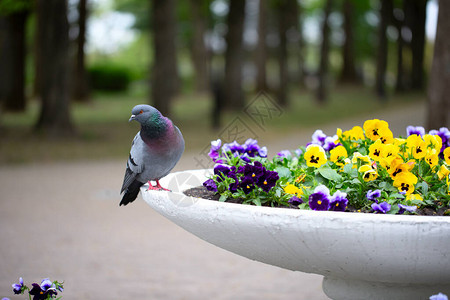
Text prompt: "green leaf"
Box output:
[[219, 194, 228, 202], [318, 166, 342, 182], [275, 166, 291, 178], [253, 198, 262, 206]]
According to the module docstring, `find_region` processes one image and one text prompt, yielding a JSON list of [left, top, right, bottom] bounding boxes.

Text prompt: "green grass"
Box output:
[[0, 86, 425, 165]]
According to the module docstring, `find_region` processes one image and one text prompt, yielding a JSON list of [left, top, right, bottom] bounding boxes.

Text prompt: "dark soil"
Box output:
[[184, 186, 450, 216]]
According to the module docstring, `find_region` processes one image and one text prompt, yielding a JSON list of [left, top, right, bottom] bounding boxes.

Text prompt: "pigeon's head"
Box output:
[[129, 104, 160, 124]]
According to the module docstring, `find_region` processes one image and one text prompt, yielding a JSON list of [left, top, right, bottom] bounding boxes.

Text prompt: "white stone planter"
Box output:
[[142, 169, 450, 300]]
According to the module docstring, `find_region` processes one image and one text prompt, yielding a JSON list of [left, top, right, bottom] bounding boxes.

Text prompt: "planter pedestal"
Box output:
[[142, 170, 450, 300]]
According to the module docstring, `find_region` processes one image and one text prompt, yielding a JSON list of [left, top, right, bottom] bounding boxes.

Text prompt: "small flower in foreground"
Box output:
[[304, 145, 327, 168], [288, 196, 303, 206], [203, 179, 217, 192], [371, 202, 391, 213], [366, 190, 381, 202], [309, 185, 330, 211], [429, 292, 448, 300], [398, 204, 417, 214], [329, 191, 348, 212], [406, 125, 425, 137], [29, 279, 58, 300], [12, 277, 24, 294]]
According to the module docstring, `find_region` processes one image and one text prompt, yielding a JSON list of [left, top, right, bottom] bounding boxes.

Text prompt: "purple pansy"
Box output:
[[237, 161, 265, 182], [371, 202, 391, 213], [429, 127, 450, 153], [29, 279, 58, 300], [366, 189, 381, 202], [203, 179, 217, 192], [311, 129, 327, 145], [12, 277, 24, 295], [398, 204, 417, 214], [214, 164, 232, 181], [429, 293, 448, 300], [323, 136, 339, 151], [329, 190, 348, 212], [239, 176, 256, 194], [294, 149, 303, 156], [257, 170, 279, 192], [288, 196, 303, 206], [309, 185, 330, 211], [277, 150, 292, 158], [406, 125, 426, 137], [208, 139, 222, 161]]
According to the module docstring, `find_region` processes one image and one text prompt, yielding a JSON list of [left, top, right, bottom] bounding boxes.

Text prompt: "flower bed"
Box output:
[[198, 119, 450, 215]]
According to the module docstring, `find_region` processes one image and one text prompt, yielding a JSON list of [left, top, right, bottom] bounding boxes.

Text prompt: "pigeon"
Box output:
[[120, 104, 185, 206]]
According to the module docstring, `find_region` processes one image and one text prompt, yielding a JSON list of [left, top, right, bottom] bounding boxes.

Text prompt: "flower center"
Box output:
[[263, 180, 267, 185], [317, 200, 322, 205], [372, 128, 379, 136], [310, 156, 319, 164], [374, 149, 380, 156], [401, 183, 409, 191]]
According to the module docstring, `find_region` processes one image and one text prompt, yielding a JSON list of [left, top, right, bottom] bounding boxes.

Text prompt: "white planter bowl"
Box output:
[[142, 169, 450, 300]]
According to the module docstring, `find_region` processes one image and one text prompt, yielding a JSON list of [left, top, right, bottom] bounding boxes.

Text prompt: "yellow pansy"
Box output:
[[425, 149, 439, 168], [304, 145, 327, 168], [347, 126, 365, 141], [363, 119, 390, 141], [406, 193, 423, 202], [444, 147, 450, 165], [389, 159, 415, 179], [406, 134, 427, 160], [284, 184, 303, 197], [378, 127, 394, 144], [369, 139, 384, 162], [393, 172, 418, 195], [437, 165, 450, 180], [358, 165, 378, 182], [330, 145, 348, 166], [352, 152, 371, 166], [423, 134, 442, 153]]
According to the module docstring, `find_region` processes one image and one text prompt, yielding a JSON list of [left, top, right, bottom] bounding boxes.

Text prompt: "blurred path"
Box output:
[[0, 101, 425, 299]]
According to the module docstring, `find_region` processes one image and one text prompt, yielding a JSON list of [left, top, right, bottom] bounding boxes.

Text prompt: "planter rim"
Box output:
[[145, 169, 450, 223]]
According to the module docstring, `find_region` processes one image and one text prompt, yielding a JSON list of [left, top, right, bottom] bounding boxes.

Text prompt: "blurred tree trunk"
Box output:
[[393, 5, 406, 92], [255, 0, 267, 92], [151, 0, 179, 117], [409, 0, 427, 90], [277, 0, 289, 107], [35, 0, 74, 136], [224, 0, 246, 110], [339, 0, 358, 84], [73, 0, 90, 102], [375, 0, 392, 99], [316, 0, 332, 104], [0, 10, 28, 112], [188, 0, 209, 93], [426, 0, 450, 129]]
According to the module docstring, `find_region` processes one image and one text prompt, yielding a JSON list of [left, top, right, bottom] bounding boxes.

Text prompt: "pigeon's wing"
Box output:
[[121, 133, 145, 194]]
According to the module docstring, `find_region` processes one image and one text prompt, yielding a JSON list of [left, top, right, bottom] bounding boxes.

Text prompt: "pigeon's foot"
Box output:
[[146, 181, 171, 192], [155, 180, 171, 191]]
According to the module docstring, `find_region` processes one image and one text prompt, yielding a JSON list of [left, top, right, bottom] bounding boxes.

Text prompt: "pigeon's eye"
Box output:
[[139, 110, 143, 114]]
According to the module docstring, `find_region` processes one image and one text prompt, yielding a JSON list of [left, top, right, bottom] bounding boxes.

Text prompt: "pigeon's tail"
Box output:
[[120, 180, 144, 206]]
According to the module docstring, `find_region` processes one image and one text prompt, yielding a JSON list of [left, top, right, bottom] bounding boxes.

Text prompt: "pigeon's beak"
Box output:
[[129, 115, 136, 122]]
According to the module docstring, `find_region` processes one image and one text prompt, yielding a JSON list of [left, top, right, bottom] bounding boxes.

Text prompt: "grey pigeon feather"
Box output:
[[120, 104, 185, 206]]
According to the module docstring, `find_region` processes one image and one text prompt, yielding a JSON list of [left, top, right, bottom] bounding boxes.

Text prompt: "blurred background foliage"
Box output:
[[0, 0, 447, 164]]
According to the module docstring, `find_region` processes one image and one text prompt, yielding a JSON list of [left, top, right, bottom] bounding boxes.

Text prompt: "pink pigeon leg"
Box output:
[[155, 180, 171, 191], [146, 181, 160, 191]]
